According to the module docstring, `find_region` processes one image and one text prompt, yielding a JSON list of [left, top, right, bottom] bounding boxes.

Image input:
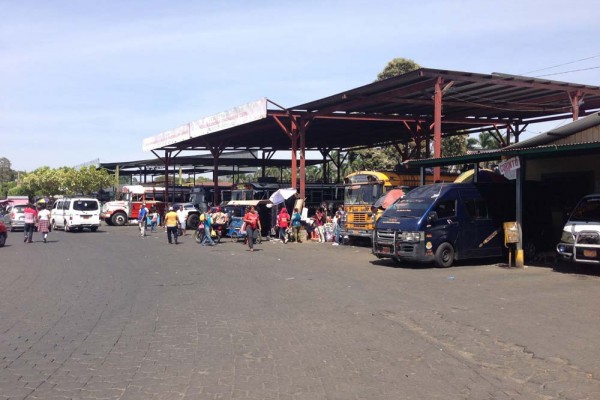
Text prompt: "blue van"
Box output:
[[372, 183, 514, 267]]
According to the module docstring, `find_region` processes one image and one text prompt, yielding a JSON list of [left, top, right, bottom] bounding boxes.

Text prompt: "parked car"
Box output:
[[0, 220, 7, 247], [556, 193, 600, 264], [51, 197, 101, 232], [2, 204, 26, 231]]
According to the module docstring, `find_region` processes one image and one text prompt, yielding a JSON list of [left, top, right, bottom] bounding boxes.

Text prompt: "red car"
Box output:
[[0, 220, 7, 247]]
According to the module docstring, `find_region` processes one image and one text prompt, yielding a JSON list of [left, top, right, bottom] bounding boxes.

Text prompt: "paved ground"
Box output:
[[1, 225, 600, 399]]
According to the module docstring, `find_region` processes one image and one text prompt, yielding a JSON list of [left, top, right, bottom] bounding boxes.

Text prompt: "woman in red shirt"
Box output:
[[277, 207, 290, 243], [242, 206, 260, 252]]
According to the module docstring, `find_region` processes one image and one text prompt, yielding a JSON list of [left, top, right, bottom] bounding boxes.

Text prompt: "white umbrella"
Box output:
[[269, 188, 297, 205]]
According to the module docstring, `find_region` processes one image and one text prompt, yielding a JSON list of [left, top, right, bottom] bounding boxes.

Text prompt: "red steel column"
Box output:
[[291, 117, 298, 190], [299, 120, 306, 200], [571, 90, 582, 121], [433, 77, 443, 182]]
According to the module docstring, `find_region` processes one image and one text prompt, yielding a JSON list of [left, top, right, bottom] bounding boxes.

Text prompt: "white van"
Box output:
[[51, 197, 100, 232], [556, 194, 600, 264]]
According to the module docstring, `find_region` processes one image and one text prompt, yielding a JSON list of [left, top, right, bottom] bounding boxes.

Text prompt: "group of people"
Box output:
[[22, 202, 51, 243], [137, 201, 345, 251], [276, 205, 344, 245]]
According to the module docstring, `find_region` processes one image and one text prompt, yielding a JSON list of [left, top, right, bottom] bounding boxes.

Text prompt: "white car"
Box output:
[[52, 197, 101, 232]]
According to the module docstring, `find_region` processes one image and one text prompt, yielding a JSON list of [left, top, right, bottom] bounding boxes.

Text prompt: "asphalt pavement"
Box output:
[[1, 225, 600, 399]]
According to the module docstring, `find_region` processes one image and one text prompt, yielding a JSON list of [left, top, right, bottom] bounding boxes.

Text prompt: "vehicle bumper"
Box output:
[[557, 238, 600, 264], [100, 212, 113, 220], [9, 220, 25, 230], [340, 228, 372, 238], [372, 230, 433, 263]]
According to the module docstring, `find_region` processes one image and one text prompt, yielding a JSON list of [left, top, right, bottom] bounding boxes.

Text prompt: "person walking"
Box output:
[[37, 204, 51, 243], [291, 208, 302, 243], [200, 210, 216, 246], [332, 205, 344, 246], [138, 203, 148, 237], [23, 203, 38, 243], [277, 207, 290, 243], [176, 205, 187, 236], [243, 205, 260, 252], [164, 206, 179, 244], [149, 207, 158, 232], [315, 208, 326, 243], [212, 207, 228, 242]]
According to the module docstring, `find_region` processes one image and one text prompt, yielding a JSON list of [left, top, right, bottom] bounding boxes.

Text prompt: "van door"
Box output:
[[460, 194, 503, 259], [52, 200, 64, 227], [428, 192, 459, 251]]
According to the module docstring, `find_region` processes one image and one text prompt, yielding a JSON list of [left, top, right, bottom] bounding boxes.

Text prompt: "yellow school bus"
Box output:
[[341, 170, 455, 242]]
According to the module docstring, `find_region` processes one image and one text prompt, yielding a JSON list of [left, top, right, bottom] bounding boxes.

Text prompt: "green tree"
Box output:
[[21, 166, 115, 196], [0, 157, 15, 182], [441, 135, 468, 158], [345, 58, 422, 173], [376, 57, 421, 81], [477, 131, 501, 150]]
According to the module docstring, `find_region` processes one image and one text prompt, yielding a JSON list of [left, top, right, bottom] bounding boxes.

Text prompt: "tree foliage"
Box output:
[[376, 58, 421, 81], [20, 166, 114, 197]]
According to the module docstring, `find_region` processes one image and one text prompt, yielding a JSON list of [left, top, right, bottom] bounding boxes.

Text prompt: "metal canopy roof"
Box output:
[[100, 151, 322, 175], [146, 68, 600, 153]]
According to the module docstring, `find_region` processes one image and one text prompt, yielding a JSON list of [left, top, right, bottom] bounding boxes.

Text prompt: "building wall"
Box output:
[[526, 154, 600, 193]]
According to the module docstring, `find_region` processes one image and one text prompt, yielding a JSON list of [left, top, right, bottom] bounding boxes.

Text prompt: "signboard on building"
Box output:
[[142, 98, 267, 152], [143, 124, 191, 152], [189, 98, 267, 138], [498, 157, 520, 180]]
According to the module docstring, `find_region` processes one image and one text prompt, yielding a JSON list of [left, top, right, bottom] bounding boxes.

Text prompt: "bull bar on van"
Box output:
[[557, 230, 600, 264], [372, 229, 432, 263]]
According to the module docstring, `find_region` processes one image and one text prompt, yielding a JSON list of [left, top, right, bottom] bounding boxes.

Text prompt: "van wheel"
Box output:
[[434, 242, 455, 268], [64, 221, 70, 232], [91, 226, 98, 232], [111, 212, 127, 226], [0, 233, 6, 247], [51, 220, 57, 231]]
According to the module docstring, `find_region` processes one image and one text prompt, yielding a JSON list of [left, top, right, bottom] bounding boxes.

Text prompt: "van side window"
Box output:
[[464, 199, 489, 220], [435, 200, 456, 219], [64, 201, 71, 210]]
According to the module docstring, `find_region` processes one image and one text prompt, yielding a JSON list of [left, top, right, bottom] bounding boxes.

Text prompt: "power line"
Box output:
[[533, 65, 600, 78], [521, 53, 600, 74]]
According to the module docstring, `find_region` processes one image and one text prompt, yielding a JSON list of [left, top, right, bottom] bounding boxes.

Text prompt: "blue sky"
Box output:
[[2, 0, 600, 172]]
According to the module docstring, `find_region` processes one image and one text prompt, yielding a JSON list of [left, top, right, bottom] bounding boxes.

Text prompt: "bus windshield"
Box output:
[[344, 184, 384, 205]]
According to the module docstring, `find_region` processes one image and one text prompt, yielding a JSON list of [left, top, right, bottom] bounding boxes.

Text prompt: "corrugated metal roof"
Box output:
[[504, 112, 600, 149], [406, 141, 600, 167]]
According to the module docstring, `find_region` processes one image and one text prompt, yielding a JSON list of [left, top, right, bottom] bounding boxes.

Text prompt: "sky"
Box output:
[[2, 0, 600, 172]]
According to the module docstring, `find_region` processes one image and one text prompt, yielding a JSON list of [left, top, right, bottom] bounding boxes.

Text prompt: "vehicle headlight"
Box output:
[[560, 230, 575, 244], [341, 214, 347, 222], [402, 231, 422, 243]]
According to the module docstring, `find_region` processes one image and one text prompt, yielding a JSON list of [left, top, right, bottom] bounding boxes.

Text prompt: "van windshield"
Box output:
[[73, 200, 98, 211], [387, 198, 432, 218], [570, 197, 600, 222]]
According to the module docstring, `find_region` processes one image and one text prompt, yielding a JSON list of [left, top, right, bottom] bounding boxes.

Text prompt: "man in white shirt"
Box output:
[[176, 205, 187, 236]]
